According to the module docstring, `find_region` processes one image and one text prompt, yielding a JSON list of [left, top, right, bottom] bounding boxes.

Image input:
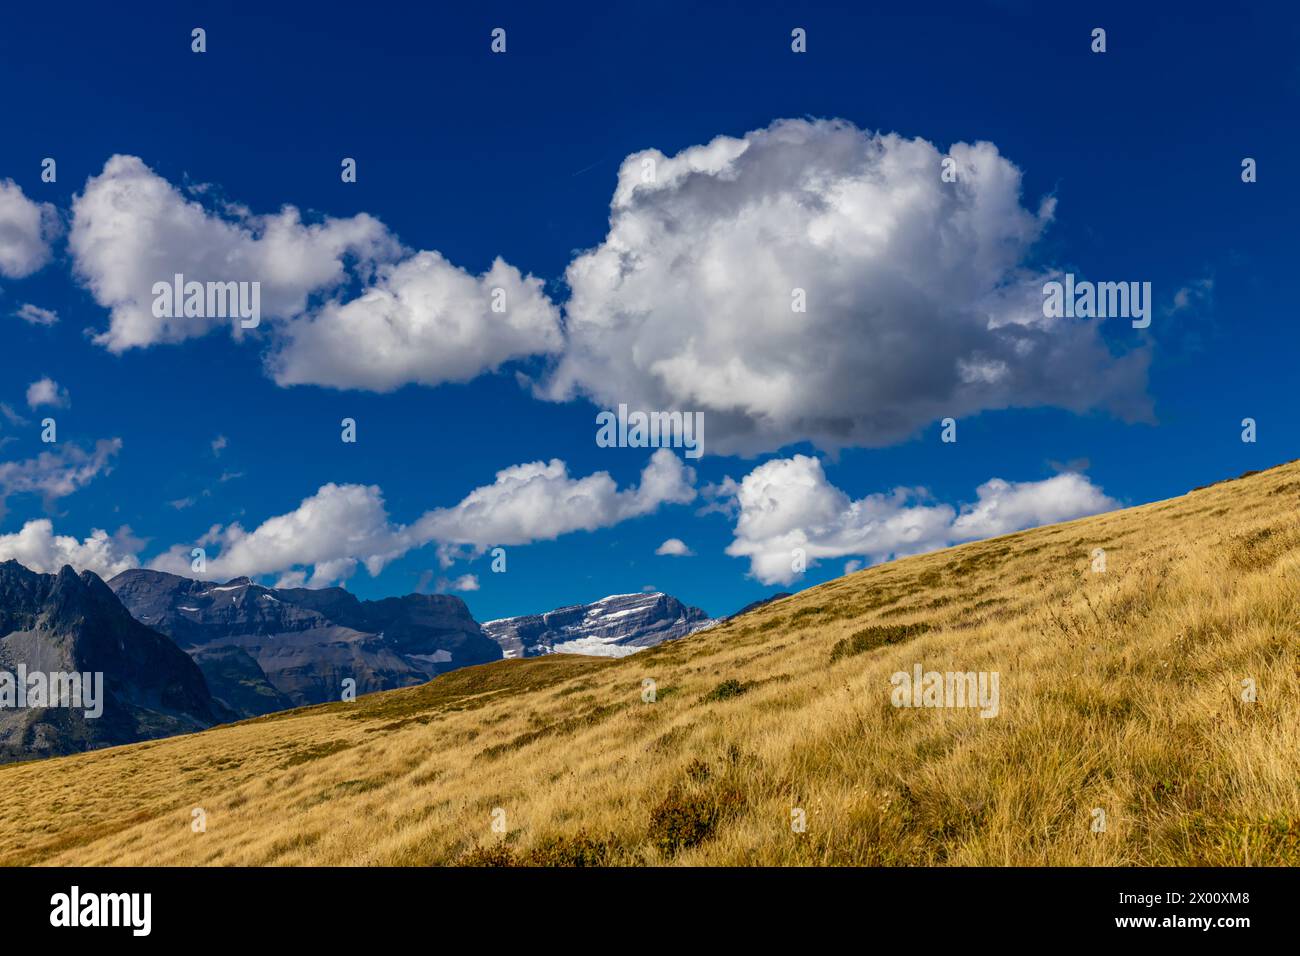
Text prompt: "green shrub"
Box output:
[[647, 782, 744, 857]]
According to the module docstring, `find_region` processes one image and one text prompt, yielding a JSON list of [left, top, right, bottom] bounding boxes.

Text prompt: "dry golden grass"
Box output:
[[2, 462, 1298, 866]]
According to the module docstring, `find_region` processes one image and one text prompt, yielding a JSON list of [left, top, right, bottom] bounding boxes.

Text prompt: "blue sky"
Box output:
[[0, 0, 1295, 620]]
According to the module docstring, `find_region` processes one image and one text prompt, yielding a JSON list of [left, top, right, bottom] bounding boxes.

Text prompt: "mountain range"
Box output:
[[107, 569, 501, 717], [0, 561, 724, 761]]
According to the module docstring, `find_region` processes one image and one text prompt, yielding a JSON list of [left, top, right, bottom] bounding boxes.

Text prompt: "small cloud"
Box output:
[[168, 496, 196, 510], [25, 377, 70, 409], [1156, 277, 1216, 361], [0, 180, 58, 279], [1047, 457, 1091, 474], [696, 477, 740, 517], [1167, 277, 1214, 315], [0, 438, 123, 520], [655, 537, 694, 557], [14, 303, 58, 326], [414, 449, 696, 567], [0, 402, 28, 427], [211, 434, 228, 456], [145, 453, 694, 588], [436, 573, 480, 592], [844, 560, 863, 575], [111, 525, 148, 558], [274, 570, 308, 589], [218, 470, 244, 483], [641, 584, 657, 593]]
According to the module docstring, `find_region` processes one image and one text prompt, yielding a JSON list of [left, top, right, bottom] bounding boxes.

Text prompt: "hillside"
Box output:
[[1, 462, 1297, 866]]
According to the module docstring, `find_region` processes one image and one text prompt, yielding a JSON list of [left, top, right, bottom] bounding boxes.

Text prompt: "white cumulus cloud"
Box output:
[[267, 251, 562, 391], [542, 118, 1150, 455], [67, 155, 563, 392], [0, 519, 142, 579], [0, 179, 59, 279], [25, 376, 69, 409], [69, 155, 401, 352], [655, 537, 693, 556], [950, 473, 1117, 541], [722, 454, 1118, 584], [149, 482, 408, 587], [147, 451, 695, 586], [412, 448, 696, 564]]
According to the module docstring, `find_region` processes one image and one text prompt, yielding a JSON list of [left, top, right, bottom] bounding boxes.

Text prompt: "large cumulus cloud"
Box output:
[[542, 118, 1151, 455], [68, 156, 561, 382], [69, 155, 401, 352]]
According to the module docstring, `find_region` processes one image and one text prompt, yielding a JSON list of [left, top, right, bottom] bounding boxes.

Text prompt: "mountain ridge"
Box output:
[[481, 590, 713, 659], [0, 560, 221, 764], [108, 568, 501, 716]]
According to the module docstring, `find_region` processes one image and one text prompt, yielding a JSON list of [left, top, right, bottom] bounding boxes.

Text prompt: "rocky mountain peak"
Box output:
[[0, 561, 221, 764], [483, 590, 713, 659]]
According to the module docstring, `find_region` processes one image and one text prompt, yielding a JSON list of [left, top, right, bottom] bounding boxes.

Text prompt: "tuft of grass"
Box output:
[[280, 740, 355, 768], [701, 679, 751, 703], [829, 622, 932, 662]]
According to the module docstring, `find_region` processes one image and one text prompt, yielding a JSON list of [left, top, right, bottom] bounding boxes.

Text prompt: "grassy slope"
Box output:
[[2, 462, 1298, 866]]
